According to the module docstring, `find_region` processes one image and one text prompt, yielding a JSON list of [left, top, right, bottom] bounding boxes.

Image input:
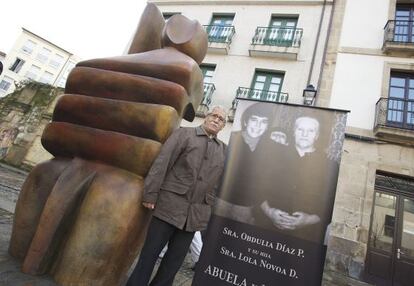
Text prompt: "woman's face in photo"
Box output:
[[246, 115, 269, 138]]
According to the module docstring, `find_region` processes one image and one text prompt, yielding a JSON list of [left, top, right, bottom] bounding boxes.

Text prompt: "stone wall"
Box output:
[[0, 81, 62, 170], [325, 135, 414, 283]]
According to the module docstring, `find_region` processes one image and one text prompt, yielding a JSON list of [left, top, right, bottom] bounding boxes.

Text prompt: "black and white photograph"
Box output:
[[216, 100, 344, 243], [194, 99, 347, 286]]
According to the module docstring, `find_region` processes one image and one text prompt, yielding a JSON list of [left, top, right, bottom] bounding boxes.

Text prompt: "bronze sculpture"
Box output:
[[9, 4, 208, 286]]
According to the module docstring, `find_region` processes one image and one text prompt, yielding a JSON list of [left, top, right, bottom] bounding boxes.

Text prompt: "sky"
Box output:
[[0, 0, 147, 59]]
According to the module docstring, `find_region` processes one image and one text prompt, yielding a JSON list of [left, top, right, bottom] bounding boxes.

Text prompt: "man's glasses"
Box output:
[[208, 113, 226, 123]]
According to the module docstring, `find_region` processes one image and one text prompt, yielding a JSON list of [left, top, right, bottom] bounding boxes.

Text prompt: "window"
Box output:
[[0, 76, 14, 92], [57, 61, 76, 88], [387, 72, 414, 128], [163, 12, 180, 20], [49, 54, 64, 69], [251, 71, 284, 93], [207, 14, 234, 42], [9, 58, 25, 73], [25, 65, 41, 80], [66, 61, 76, 71], [210, 15, 234, 26], [199, 65, 216, 107], [384, 215, 396, 237], [21, 39, 37, 54], [36, 47, 52, 64], [57, 78, 66, 88], [200, 65, 216, 84], [394, 5, 414, 43], [39, 71, 54, 84], [265, 16, 298, 46], [248, 71, 285, 101]]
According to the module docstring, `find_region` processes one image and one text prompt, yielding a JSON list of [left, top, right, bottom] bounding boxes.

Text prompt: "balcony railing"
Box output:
[[252, 27, 303, 47], [196, 83, 216, 117], [375, 97, 414, 130], [384, 20, 414, 46], [203, 25, 235, 44], [231, 87, 289, 110]]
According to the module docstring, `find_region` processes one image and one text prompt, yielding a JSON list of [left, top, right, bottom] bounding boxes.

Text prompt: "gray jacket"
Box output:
[[143, 126, 226, 232]]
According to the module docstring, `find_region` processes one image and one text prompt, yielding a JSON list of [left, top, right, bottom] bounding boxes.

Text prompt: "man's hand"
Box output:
[[142, 202, 155, 210]]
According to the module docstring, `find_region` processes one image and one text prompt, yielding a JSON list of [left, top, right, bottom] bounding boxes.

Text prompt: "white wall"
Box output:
[[203, 53, 311, 108], [340, 0, 389, 49], [329, 0, 414, 130], [156, 2, 332, 109], [330, 53, 384, 129]]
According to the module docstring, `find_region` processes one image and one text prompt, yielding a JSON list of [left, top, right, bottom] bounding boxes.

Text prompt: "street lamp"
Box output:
[[303, 84, 317, 106]]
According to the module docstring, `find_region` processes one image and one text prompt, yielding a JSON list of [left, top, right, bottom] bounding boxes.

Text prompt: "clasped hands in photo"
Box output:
[[261, 201, 320, 230]]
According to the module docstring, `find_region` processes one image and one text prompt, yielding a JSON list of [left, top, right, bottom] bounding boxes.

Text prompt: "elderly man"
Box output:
[[127, 106, 227, 286]]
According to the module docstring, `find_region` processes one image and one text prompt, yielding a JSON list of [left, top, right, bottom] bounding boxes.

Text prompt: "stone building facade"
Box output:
[[1, 0, 335, 166], [150, 0, 335, 142], [0, 27, 79, 169], [0, 28, 80, 97], [319, 0, 414, 285], [153, 1, 414, 285]]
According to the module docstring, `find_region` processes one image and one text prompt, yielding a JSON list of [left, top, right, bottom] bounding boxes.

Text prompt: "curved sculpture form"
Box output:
[[8, 4, 208, 286]]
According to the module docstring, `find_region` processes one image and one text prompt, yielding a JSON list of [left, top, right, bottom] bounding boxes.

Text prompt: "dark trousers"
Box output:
[[126, 217, 195, 286]]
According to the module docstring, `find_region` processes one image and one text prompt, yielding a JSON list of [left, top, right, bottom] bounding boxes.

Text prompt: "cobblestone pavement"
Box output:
[[0, 163, 194, 286], [0, 164, 26, 213]]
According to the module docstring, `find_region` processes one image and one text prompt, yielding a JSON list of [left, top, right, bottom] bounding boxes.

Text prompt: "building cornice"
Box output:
[[149, 0, 333, 6], [21, 28, 73, 56], [338, 46, 414, 59], [339, 47, 384, 57]]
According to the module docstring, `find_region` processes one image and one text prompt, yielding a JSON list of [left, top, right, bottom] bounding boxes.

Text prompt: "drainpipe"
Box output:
[[316, 0, 336, 105], [307, 0, 329, 86], [52, 54, 72, 87]]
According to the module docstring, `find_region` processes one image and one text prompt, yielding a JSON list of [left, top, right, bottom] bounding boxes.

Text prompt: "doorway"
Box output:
[[366, 173, 414, 286]]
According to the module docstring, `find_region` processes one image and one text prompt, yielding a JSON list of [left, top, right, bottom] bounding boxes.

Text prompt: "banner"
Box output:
[[193, 100, 348, 286]]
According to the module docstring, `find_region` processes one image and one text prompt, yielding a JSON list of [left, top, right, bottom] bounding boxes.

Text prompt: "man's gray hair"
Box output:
[[295, 116, 319, 129], [208, 105, 227, 117]]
